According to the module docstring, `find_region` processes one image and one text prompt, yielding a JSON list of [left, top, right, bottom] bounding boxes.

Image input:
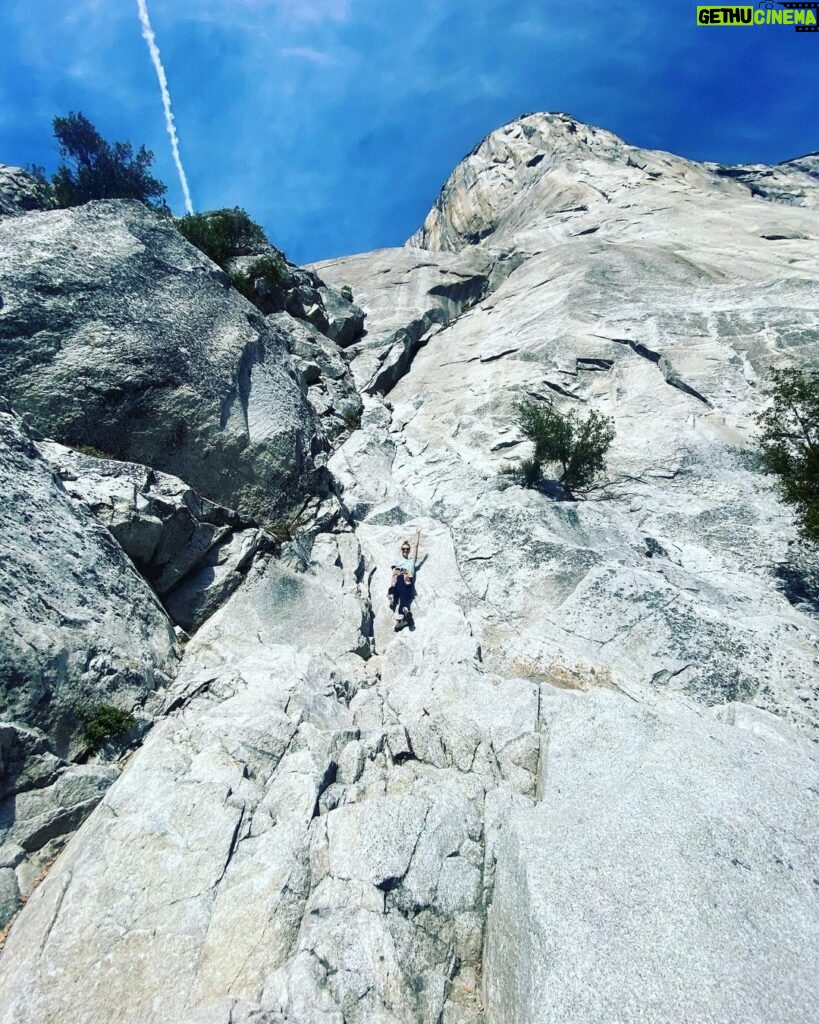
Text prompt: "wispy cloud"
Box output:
[[257, 0, 350, 22], [194, 0, 351, 24], [135, 0, 194, 213], [280, 46, 336, 64]]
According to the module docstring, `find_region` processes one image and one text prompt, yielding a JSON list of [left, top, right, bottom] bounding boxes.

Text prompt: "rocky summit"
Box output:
[[0, 113, 817, 1024]]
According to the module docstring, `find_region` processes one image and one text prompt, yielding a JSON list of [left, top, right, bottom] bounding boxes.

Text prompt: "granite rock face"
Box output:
[[0, 200, 345, 521], [0, 165, 51, 218], [712, 151, 819, 209], [37, 441, 275, 633], [319, 111, 819, 738], [1, 113, 818, 1022], [0, 403, 177, 930], [484, 688, 819, 1024]]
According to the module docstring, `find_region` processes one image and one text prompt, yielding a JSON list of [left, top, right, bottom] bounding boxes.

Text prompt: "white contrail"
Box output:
[[135, 0, 194, 214]]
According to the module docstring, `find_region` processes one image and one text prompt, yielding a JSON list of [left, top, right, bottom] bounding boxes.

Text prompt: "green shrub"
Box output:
[[44, 112, 168, 209], [341, 404, 362, 432], [340, 285, 354, 302], [76, 701, 136, 752], [175, 207, 267, 269], [757, 367, 819, 542], [514, 399, 615, 495], [229, 253, 285, 304]]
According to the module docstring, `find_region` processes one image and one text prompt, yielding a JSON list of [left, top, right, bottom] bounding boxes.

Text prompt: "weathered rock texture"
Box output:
[[0, 200, 354, 521], [275, 312, 362, 447], [231, 245, 365, 349], [712, 151, 819, 209], [485, 689, 819, 1024], [38, 441, 275, 633], [0, 402, 177, 929], [0, 525, 538, 1023], [311, 247, 504, 395], [1, 113, 818, 1023], [0, 164, 50, 218]]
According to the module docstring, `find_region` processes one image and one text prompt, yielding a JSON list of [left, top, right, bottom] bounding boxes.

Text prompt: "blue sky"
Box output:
[[2, 0, 817, 263]]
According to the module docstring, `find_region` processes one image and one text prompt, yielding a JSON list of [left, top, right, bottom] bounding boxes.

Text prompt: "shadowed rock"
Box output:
[[0, 403, 177, 929], [0, 201, 327, 521]]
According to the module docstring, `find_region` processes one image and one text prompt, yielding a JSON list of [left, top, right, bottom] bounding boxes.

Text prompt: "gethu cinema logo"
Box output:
[[697, 2, 818, 28]]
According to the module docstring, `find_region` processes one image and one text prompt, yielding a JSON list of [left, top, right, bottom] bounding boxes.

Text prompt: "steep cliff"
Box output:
[[0, 114, 817, 1024]]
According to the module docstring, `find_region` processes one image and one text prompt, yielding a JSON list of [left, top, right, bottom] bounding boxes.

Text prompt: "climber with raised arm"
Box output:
[[388, 535, 417, 630]]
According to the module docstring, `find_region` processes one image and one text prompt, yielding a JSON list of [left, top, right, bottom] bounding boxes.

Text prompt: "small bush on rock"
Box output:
[[73, 443, 122, 462], [230, 253, 285, 304], [340, 285, 354, 302], [341, 405, 362, 432], [76, 701, 136, 753], [500, 456, 542, 489], [176, 210, 284, 310], [510, 398, 615, 496], [175, 208, 267, 269], [757, 368, 819, 543]]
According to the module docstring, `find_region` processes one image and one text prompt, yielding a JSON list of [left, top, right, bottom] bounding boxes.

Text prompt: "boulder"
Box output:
[[0, 200, 322, 521], [317, 286, 365, 347], [0, 405, 177, 756], [229, 247, 365, 348]]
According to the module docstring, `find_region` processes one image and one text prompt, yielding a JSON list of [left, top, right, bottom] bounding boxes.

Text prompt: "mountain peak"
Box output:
[[407, 112, 819, 252], [406, 112, 644, 251]]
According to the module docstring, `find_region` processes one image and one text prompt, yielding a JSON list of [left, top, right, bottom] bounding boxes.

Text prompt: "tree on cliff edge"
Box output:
[[757, 368, 819, 543], [42, 112, 168, 209]]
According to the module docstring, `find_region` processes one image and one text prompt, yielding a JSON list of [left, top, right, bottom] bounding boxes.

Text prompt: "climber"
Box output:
[[388, 538, 416, 629]]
